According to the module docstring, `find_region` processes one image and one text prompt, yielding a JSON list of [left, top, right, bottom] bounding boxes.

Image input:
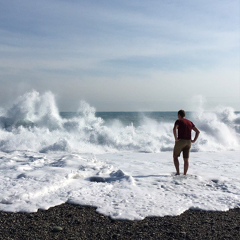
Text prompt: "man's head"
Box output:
[[178, 109, 186, 119]]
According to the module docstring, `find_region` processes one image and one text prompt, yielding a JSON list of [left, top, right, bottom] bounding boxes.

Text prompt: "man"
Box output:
[[173, 110, 200, 175]]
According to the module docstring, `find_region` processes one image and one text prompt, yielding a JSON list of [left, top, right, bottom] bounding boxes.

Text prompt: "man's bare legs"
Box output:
[[173, 157, 180, 175], [183, 158, 189, 175], [174, 157, 189, 175]]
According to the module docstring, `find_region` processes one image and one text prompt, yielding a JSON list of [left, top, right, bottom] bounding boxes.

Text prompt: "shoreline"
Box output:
[[0, 203, 239, 239]]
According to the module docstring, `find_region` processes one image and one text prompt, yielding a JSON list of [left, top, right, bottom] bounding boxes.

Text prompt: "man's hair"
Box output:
[[178, 109, 186, 118]]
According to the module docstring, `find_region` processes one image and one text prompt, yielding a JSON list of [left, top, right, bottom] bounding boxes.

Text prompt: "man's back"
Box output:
[[174, 118, 195, 140]]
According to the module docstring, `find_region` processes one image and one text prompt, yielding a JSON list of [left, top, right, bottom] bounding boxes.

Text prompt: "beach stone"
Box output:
[[143, 223, 149, 228], [27, 214, 34, 219], [112, 233, 121, 238], [52, 226, 63, 232], [180, 231, 187, 238]]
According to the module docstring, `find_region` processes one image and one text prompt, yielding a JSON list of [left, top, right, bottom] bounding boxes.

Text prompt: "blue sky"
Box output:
[[0, 0, 239, 111]]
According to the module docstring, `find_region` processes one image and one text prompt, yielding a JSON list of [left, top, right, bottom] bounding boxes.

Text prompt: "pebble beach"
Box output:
[[0, 203, 239, 240]]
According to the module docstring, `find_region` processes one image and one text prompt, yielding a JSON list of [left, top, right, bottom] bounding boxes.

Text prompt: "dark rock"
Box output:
[[52, 226, 63, 232]]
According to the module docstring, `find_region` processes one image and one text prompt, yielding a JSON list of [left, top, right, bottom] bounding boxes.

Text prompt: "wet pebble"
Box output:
[[52, 226, 63, 232]]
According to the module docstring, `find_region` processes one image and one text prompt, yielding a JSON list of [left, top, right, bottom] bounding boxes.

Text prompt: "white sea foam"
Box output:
[[0, 90, 239, 154], [0, 91, 239, 219]]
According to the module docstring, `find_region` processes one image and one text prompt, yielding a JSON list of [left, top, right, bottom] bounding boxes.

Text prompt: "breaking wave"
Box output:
[[0, 91, 239, 153]]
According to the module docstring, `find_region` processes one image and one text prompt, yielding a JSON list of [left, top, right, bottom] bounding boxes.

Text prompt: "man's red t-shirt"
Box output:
[[174, 119, 195, 140]]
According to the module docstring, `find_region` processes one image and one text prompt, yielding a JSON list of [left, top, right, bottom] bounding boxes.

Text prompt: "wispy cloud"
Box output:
[[0, 0, 239, 110]]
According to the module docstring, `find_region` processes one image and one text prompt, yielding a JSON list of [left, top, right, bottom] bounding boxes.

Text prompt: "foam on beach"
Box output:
[[0, 91, 239, 220]]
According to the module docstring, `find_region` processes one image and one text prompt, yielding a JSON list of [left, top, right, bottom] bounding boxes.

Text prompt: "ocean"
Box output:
[[0, 91, 239, 220]]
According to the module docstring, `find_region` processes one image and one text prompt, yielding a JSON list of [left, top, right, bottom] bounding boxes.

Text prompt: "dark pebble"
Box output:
[[52, 226, 63, 232]]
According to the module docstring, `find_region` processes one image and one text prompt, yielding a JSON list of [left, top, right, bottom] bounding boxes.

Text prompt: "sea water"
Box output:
[[0, 91, 239, 220]]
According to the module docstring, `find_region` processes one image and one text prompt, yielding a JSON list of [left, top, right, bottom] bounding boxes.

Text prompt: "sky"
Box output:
[[0, 0, 239, 111]]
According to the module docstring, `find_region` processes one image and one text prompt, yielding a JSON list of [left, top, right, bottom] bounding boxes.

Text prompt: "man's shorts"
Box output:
[[173, 139, 192, 159]]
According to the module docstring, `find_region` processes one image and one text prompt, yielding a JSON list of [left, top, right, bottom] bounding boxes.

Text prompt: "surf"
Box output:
[[0, 90, 239, 154]]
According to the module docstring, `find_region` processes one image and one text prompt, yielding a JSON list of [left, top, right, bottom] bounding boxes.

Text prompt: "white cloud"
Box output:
[[0, 0, 239, 111]]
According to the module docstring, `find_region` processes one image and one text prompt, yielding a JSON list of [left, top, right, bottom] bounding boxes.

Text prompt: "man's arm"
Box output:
[[173, 125, 178, 141], [191, 126, 200, 143]]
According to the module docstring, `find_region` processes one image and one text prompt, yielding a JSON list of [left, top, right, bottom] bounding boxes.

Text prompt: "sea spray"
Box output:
[[0, 90, 239, 153], [192, 108, 240, 151]]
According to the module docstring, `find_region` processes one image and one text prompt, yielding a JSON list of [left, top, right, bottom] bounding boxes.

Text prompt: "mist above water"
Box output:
[[0, 90, 239, 154]]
